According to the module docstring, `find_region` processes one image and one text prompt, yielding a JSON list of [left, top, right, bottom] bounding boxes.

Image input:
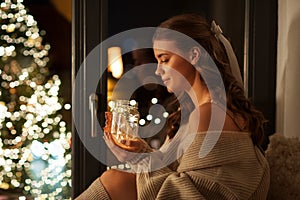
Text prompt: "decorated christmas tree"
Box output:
[[0, 0, 71, 199]]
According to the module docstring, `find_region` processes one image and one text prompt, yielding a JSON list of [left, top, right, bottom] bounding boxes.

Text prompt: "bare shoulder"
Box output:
[[192, 102, 243, 132], [188, 103, 212, 132], [197, 102, 212, 132]]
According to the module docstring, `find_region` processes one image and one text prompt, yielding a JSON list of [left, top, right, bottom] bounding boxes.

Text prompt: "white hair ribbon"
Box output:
[[211, 20, 243, 87]]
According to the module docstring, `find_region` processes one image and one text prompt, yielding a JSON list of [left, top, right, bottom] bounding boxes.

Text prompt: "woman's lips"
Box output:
[[162, 78, 170, 85]]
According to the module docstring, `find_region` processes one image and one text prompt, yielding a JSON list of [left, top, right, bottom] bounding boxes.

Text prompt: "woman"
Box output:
[[76, 13, 270, 199]]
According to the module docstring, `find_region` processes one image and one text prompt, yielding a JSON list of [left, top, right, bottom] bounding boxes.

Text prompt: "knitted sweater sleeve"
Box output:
[[74, 178, 111, 200]]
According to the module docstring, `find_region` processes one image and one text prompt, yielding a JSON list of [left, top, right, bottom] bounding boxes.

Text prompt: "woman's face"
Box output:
[[153, 40, 196, 93]]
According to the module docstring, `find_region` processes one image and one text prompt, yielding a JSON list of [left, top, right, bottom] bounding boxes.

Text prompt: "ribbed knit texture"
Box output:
[[75, 131, 269, 200], [137, 131, 270, 200], [75, 178, 110, 200]]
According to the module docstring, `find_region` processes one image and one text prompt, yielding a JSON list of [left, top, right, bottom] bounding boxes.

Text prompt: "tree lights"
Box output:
[[0, 0, 71, 199]]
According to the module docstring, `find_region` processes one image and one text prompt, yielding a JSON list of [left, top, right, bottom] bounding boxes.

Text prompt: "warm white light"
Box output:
[[139, 119, 146, 126], [64, 104, 71, 110], [0, 1, 72, 197], [151, 98, 158, 104], [0, 101, 7, 118], [0, 46, 5, 56], [6, 24, 15, 33], [163, 112, 169, 118], [146, 114, 153, 121], [107, 47, 123, 79], [154, 118, 161, 124], [129, 99, 137, 106], [108, 100, 115, 110]]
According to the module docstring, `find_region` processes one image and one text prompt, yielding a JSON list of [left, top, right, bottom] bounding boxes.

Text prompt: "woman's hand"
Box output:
[[103, 112, 152, 163]]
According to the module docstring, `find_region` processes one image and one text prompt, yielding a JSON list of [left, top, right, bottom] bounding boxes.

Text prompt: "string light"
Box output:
[[0, 0, 71, 199]]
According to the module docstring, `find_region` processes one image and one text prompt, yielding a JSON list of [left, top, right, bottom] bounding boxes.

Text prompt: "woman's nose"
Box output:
[[155, 63, 164, 76]]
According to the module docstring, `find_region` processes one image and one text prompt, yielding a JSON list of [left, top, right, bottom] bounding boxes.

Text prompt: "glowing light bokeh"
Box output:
[[0, 0, 72, 199]]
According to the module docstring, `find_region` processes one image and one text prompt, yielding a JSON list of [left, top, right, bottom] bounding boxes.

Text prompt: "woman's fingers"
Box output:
[[103, 132, 134, 162], [103, 130, 152, 163], [104, 112, 112, 133], [119, 138, 151, 153]]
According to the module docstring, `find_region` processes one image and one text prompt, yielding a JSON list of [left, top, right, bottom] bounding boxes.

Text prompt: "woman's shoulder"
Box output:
[[198, 102, 213, 132], [191, 102, 246, 133]]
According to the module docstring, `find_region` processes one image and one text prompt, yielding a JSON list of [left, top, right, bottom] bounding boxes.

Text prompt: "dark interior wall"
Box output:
[[107, 0, 245, 69]]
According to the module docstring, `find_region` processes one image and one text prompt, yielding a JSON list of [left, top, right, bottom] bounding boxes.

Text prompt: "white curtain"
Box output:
[[277, 0, 300, 137]]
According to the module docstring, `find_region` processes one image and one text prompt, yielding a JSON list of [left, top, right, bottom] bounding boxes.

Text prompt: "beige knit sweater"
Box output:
[[76, 131, 270, 200]]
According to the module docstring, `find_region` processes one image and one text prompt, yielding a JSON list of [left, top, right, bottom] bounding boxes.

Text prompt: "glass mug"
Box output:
[[108, 100, 140, 145]]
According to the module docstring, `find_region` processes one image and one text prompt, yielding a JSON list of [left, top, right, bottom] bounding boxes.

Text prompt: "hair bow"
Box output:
[[210, 20, 244, 87]]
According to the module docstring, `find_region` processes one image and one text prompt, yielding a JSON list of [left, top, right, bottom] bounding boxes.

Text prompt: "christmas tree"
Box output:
[[0, 0, 71, 199]]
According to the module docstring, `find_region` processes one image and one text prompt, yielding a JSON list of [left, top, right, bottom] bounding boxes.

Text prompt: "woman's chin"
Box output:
[[166, 87, 173, 93], [166, 86, 183, 94]]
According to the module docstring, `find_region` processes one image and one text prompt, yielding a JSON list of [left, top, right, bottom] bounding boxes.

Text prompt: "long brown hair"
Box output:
[[154, 13, 265, 145]]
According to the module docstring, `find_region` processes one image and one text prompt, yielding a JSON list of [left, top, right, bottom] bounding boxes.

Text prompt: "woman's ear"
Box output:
[[189, 47, 201, 65]]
